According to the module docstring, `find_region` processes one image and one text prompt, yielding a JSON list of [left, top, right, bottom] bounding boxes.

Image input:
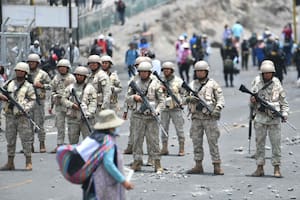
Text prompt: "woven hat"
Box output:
[[94, 109, 124, 130]]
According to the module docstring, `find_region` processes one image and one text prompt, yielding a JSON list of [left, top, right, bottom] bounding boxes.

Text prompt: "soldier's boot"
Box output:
[[213, 163, 224, 175], [146, 156, 154, 166], [40, 141, 46, 153], [160, 142, 169, 155], [251, 165, 264, 177], [186, 160, 203, 174], [31, 144, 35, 153], [25, 156, 32, 171], [130, 160, 142, 172], [178, 141, 185, 156], [154, 159, 163, 173], [274, 165, 281, 178], [0, 156, 15, 171], [123, 144, 133, 154]]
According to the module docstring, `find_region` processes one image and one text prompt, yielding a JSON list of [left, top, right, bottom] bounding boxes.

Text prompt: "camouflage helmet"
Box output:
[[162, 61, 175, 71], [14, 62, 30, 74], [260, 60, 275, 73], [57, 59, 71, 68], [100, 55, 114, 65], [135, 56, 152, 66], [194, 60, 210, 71], [27, 53, 41, 63], [137, 61, 152, 72], [87, 55, 102, 65], [73, 66, 89, 76]]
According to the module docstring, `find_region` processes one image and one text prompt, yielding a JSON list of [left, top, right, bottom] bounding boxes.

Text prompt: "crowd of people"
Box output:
[[0, 20, 296, 198]]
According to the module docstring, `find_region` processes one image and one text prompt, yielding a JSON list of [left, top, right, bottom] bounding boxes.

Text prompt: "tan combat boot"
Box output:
[[154, 159, 163, 173], [251, 165, 264, 177], [274, 165, 281, 178], [123, 144, 133, 154], [178, 141, 185, 156], [160, 141, 169, 155], [31, 144, 35, 153], [25, 156, 32, 171], [186, 160, 204, 174], [130, 160, 142, 172], [0, 156, 15, 171], [40, 141, 46, 153], [146, 156, 154, 166], [213, 163, 224, 175]]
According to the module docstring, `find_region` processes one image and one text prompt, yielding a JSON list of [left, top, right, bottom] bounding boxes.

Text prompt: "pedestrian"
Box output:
[[145, 50, 161, 75], [56, 109, 134, 200], [292, 43, 300, 80], [126, 61, 164, 172], [201, 34, 211, 63], [125, 42, 139, 78], [248, 32, 258, 67], [0, 64, 7, 131], [241, 37, 250, 70], [86, 55, 112, 112], [231, 21, 244, 47], [106, 33, 115, 57], [185, 60, 225, 175], [90, 39, 102, 56], [116, 0, 126, 25], [222, 24, 232, 45], [62, 66, 97, 144], [220, 38, 239, 87], [249, 60, 289, 177], [50, 42, 65, 61], [100, 55, 122, 112], [159, 61, 185, 156], [65, 41, 80, 67], [0, 62, 36, 171], [254, 36, 266, 68], [27, 53, 51, 153], [179, 42, 193, 83], [29, 40, 42, 57], [50, 59, 76, 153], [97, 34, 107, 55]]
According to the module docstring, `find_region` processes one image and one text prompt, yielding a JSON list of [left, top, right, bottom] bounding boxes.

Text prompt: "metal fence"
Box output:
[[78, 0, 172, 39]]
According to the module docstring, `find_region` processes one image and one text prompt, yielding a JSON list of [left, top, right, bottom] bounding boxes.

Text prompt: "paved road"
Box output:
[[1, 48, 300, 200]]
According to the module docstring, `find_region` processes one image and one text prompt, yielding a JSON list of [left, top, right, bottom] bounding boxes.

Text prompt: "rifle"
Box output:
[[128, 80, 168, 137], [181, 81, 213, 113], [153, 71, 184, 110], [0, 86, 40, 130], [27, 74, 41, 105], [248, 106, 254, 154], [71, 88, 93, 133], [239, 84, 297, 131]]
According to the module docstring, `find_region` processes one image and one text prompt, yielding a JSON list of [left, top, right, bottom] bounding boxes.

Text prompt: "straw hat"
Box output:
[[94, 109, 124, 130]]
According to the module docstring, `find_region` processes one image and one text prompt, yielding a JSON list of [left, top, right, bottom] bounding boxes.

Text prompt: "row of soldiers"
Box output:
[[0, 53, 289, 178]]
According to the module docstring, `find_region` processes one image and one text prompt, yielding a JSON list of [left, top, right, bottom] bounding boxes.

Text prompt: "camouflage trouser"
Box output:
[[190, 118, 221, 163], [254, 122, 281, 166], [161, 109, 185, 143], [132, 114, 160, 161], [127, 112, 135, 146], [5, 114, 33, 157], [110, 103, 120, 115], [67, 118, 94, 144], [31, 100, 46, 142], [55, 108, 67, 145]]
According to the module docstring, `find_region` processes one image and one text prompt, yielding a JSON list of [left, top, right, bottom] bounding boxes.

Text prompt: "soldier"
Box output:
[[27, 53, 51, 153], [126, 61, 164, 172], [86, 55, 111, 112], [123, 56, 152, 155], [50, 59, 76, 153], [185, 61, 225, 175], [100, 55, 122, 112], [159, 61, 185, 156], [62, 66, 97, 144], [250, 60, 289, 178], [0, 62, 36, 170]]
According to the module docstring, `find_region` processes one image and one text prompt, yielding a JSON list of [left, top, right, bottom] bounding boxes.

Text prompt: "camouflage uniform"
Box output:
[[108, 71, 122, 112], [2, 79, 36, 159], [62, 83, 97, 144], [186, 77, 225, 173], [51, 73, 76, 146], [28, 68, 51, 148], [126, 72, 164, 172], [160, 74, 185, 155], [86, 68, 111, 112], [251, 76, 289, 167]]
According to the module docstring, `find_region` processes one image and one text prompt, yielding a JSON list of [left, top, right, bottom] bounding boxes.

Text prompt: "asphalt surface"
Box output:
[[1, 48, 300, 200]]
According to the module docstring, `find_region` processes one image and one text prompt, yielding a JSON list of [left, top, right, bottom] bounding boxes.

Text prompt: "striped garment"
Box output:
[[56, 134, 115, 184]]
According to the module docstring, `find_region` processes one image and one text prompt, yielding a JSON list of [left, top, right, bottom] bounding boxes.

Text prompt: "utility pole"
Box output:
[[0, 0, 2, 32], [293, 0, 298, 43], [69, 0, 73, 64]]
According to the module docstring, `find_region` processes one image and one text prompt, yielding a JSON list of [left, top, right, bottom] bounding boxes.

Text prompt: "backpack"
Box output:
[[224, 58, 234, 71]]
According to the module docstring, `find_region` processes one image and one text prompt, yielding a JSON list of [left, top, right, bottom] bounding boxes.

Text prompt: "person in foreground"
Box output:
[[56, 109, 133, 200]]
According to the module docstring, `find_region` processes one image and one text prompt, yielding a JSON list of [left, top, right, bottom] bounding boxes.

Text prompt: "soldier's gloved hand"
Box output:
[[186, 96, 199, 103], [211, 106, 222, 119]]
